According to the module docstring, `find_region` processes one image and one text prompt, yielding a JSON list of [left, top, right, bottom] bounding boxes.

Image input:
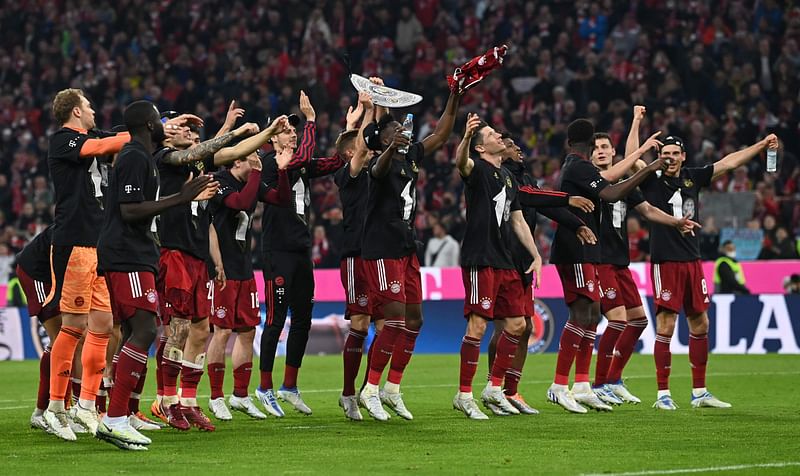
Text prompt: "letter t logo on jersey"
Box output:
[[124, 185, 133, 194]]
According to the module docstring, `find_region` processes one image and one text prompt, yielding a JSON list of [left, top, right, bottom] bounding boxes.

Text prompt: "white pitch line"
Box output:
[[580, 461, 800, 476], [0, 406, 30, 411]]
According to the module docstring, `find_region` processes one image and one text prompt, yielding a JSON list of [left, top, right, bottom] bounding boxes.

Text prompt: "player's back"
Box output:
[[335, 165, 369, 259]]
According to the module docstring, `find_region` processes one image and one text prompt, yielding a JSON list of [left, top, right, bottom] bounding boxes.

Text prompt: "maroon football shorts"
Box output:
[[651, 260, 710, 315], [340, 256, 384, 320], [556, 263, 601, 305], [461, 266, 526, 319], [523, 280, 535, 318], [211, 278, 260, 329], [16, 265, 59, 322], [597, 264, 643, 313], [363, 253, 422, 308], [105, 271, 159, 322], [157, 248, 212, 324]]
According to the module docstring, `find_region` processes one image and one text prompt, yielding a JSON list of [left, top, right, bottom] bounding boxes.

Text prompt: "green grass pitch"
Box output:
[[1, 354, 799, 475]]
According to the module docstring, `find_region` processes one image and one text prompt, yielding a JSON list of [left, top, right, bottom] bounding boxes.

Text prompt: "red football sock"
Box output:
[[554, 322, 586, 385], [96, 380, 108, 414], [689, 332, 708, 389], [361, 331, 379, 391], [607, 317, 647, 383], [388, 327, 420, 385], [490, 331, 520, 387], [574, 325, 597, 384], [367, 318, 403, 386], [654, 333, 672, 391], [162, 356, 181, 397], [342, 329, 367, 396], [37, 347, 51, 411], [504, 367, 522, 396], [128, 365, 147, 415], [208, 362, 226, 399], [594, 320, 625, 386], [459, 335, 481, 393], [259, 371, 273, 391], [283, 365, 299, 389], [108, 343, 147, 418], [79, 331, 110, 402], [233, 363, 252, 398], [155, 334, 167, 397], [49, 326, 82, 402], [179, 362, 203, 400]]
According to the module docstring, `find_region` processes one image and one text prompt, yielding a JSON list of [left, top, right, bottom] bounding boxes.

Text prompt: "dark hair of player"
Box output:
[[469, 121, 490, 152]]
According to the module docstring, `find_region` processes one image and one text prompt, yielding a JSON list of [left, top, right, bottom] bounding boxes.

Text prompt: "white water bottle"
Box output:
[[398, 113, 413, 155], [766, 148, 777, 173]]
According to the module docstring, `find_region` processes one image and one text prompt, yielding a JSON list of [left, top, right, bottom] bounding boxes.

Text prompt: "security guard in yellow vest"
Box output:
[[713, 241, 750, 294], [6, 264, 27, 307]]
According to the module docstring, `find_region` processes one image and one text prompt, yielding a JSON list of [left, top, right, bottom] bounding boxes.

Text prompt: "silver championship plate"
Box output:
[[350, 74, 423, 108]]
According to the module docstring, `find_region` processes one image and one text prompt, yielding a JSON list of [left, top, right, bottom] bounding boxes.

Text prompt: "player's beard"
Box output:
[[152, 124, 167, 144]]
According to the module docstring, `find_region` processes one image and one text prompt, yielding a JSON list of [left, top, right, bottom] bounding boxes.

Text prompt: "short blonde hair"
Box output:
[[52, 89, 85, 125]]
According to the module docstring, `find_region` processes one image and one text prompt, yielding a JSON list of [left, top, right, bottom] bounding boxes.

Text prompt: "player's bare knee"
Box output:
[[687, 312, 709, 334], [505, 317, 526, 336], [62, 313, 88, 331], [466, 315, 487, 338], [405, 304, 423, 330], [656, 312, 678, 335], [215, 328, 233, 340], [168, 318, 191, 347], [350, 315, 370, 332], [189, 319, 210, 341], [522, 317, 533, 339], [381, 301, 404, 319], [373, 319, 385, 333]]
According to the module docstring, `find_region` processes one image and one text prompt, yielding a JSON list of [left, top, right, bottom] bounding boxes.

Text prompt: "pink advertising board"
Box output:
[[1, 261, 795, 308]]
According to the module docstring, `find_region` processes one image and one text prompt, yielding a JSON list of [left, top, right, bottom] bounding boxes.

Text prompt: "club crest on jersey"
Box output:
[[586, 281, 595, 293], [215, 307, 227, 319], [480, 297, 492, 310], [274, 276, 285, 286], [684, 179, 694, 188], [389, 281, 402, 294], [400, 168, 407, 176], [506, 177, 512, 188], [145, 289, 157, 304], [493, 171, 499, 179], [357, 294, 369, 307], [605, 288, 617, 300], [411, 161, 418, 173], [661, 290, 672, 302]]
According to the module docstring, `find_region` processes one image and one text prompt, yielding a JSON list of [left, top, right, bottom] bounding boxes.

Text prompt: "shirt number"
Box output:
[[235, 211, 251, 242], [612, 201, 626, 230], [401, 179, 415, 221], [293, 178, 307, 216], [150, 185, 160, 233], [89, 159, 103, 198], [667, 190, 683, 219], [250, 292, 259, 309]]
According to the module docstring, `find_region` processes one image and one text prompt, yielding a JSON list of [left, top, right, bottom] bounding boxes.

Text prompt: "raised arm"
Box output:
[[349, 93, 375, 177], [371, 126, 410, 179], [456, 113, 480, 177], [160, 123, 257, 166], [712, 134, 778, 179], [421, 90, 462, 153], [214, 101, 245, 138], [600, 131, 662, 182], [214, 116, 289, 166], [598, 158, 665, 203], [79, 132, 130, 157]]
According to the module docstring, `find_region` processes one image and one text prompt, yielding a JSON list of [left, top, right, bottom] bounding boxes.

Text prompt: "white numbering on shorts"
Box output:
[[150, 185, 161, 233], [250, 292, 259, 309], [293, 178, 306, 216], [401, 179, 415, 221], [89, 159, 103, 198], [612, 200, 626, 230], [701, 278, 708, 295], [235, 211, 251, 242], [191, 200, 199, 217], [492, 186, 507, 227], [668, 189, 683, 219], [207, 281, 214, 300]]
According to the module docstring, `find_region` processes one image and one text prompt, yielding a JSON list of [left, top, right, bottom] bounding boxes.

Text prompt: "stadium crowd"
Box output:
[[1, 0, 799, 270]]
